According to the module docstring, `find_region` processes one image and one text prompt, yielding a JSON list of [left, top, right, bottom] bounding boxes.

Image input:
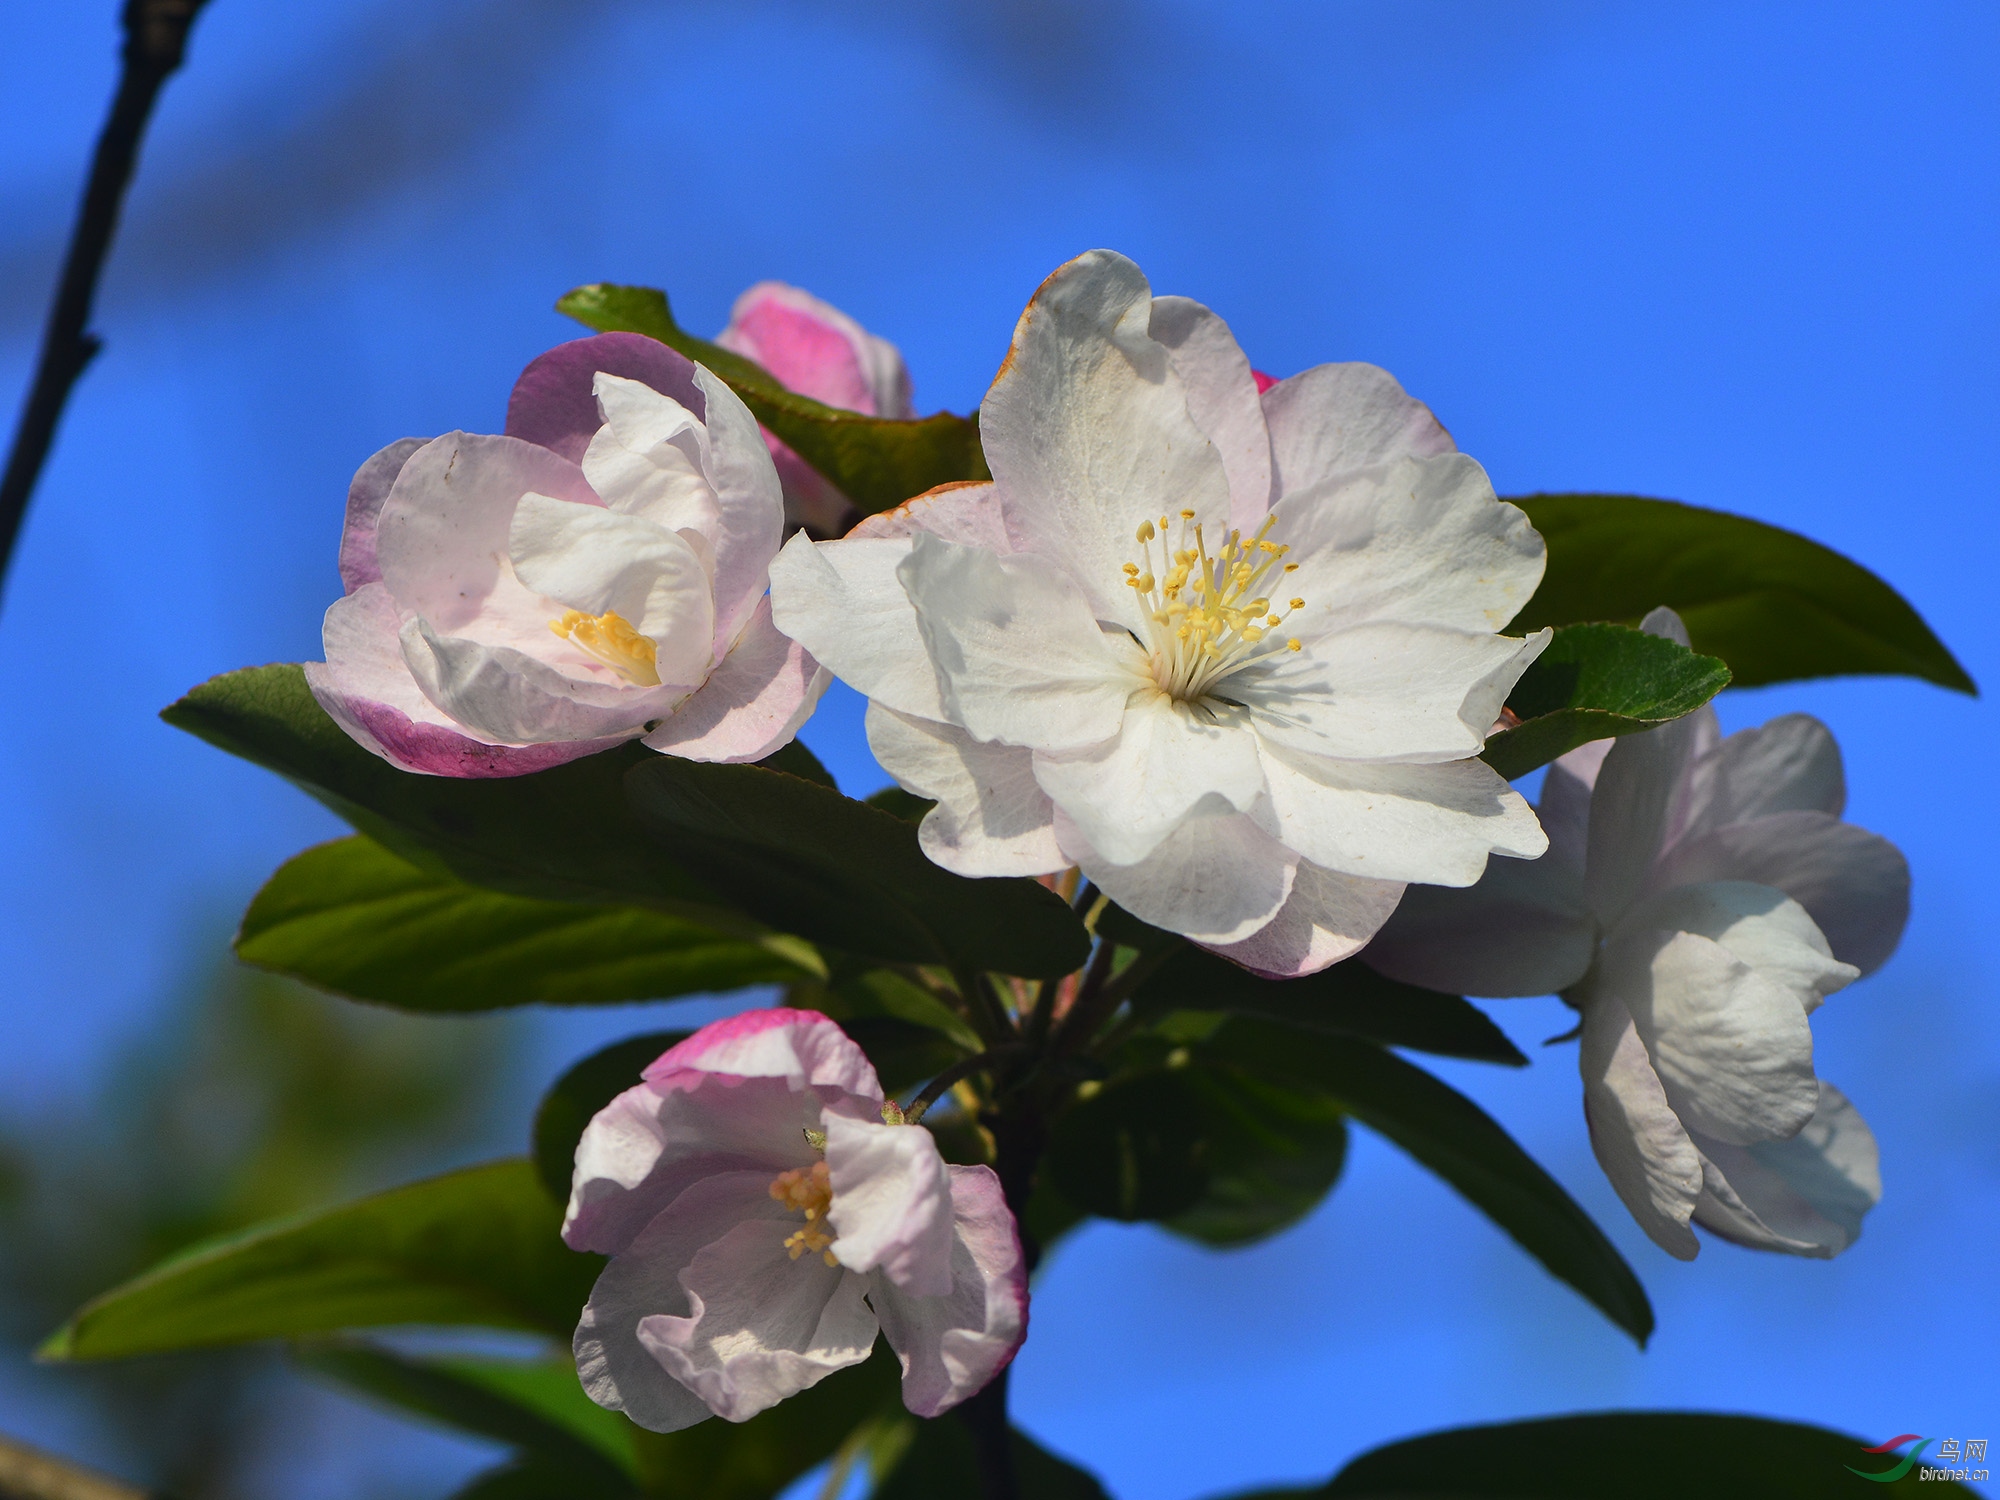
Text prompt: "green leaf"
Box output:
[[1045, 1057, 1350, 1246], [42, 1161, 598, 1359], [872, 1417, 1109, 1500], [624, 757, 1090, 978], [162, 665, 727, 915], [1132, 945, 1526, 1067], [452, 1459, 604, 1500], [1207, 1023, 1653, 1345], [818, 967, 984, 1054], [1272, 1411, 1977, 1498], [630, 1343, 903, 1500], [1514, 493, 1975, 694], [300, 1340, 636, 1486], [558, 284, 989, 515], [238, 836, 818, 1013], [1484, 623, 1732, 780], [533, 1033, 691, 1201]]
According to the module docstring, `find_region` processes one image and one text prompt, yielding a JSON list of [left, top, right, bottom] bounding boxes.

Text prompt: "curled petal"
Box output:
[[871, 1165, 1028, 1418], [338, 437, 428, 593], [1205, 860, 1406, 979], [646, 1007, 883, 1098], [718, 281, 913, 419], [1688, 1083, 1880, 1258], [824, 1115, 955, 1296], [768, 532, 947, 722], [1058, 805, 1297, 945], [644, 597, 830, 764], [1579, 994, 1702, 1260], [1681, 712, 1846, 838], [865, 703, 1066, 878], [507, 333, 706, 466]]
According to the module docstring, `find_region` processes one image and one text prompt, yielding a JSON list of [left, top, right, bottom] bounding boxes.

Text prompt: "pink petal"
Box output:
[[338, 437, 427, 593], [871, 1165, 1027, 1418], [850, 479, 1012, 551], [507, 333, 706, 465], [824, 1115, 954, 1297], [644, 1007, 883, 1100], [717, 282, 913, 419], [643, 596, 830, 763]]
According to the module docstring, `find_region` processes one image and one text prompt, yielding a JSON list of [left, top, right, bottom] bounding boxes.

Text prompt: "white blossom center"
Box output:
[[1123, 509, 1303, 703]]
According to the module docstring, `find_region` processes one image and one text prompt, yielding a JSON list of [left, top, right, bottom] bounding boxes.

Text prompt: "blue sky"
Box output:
[[1, 2, 1995, 1494]]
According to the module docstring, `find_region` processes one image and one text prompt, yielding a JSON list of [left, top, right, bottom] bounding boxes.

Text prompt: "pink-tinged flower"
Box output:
[[565, 1008, 1026, 1431], [716, 282, 915, 536], [767, 250, 1549, 977], [305, 334, 827, 777], [1367, 609, 1908, 1259]]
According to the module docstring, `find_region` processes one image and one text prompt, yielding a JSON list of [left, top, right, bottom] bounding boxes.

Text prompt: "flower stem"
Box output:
[[903, 1045, 1021, 1123]]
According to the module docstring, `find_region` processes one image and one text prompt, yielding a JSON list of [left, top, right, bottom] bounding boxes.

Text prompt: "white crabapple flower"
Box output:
[[304, 333, 827, 777], [716, 281, 916, 537], [1366, 608, 1910, 1260], [767, 250, 1552, 976], [564, 1008, 1026, 1430]]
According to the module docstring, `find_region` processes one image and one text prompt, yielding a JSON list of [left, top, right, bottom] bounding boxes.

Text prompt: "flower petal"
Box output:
[[1687, 1082, 1880, 1258], [717, 281, 913, 419], [980, 250, 1235, 632], [401, 619, 677, 745], [644, 596, 830, 763], [768, 532, 946, 721], [688, 365, 786, 656], [1681, 712, 1847, 839], [338, 437, 428, 593], [574, 1170, 773, 1433], [1147, 294, 1272, 530], [1204, 860, 1406, 978], [1653, 812, 1909, 976], [1583, 708, 1709, 929], [852, 480, 1012, 550], [1268, 452, 1543, 637], [646, 1007, 883, 1098], [871, 1165, 1027, 1418], [507, 332, 706, 466], [638, 1211, 878, 1423], [1262, 361, 1454, 498], [824, 1115, 955, 1296], [898, 533, 1135, 753], [1232, 622, 1550, 764], [1579, 994, 1702, 1260], [1057, 805, 1297, 945], [1621, 879, 1859, 1015], [865, 703, 1065, 877], [581, 374, 722, 536], [1539, 739, 1612, 868], [1363, 852, 1596, 998], [1255, 741, 1547, 886]]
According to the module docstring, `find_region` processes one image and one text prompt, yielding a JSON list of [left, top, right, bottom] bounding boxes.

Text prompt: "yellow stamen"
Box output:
[[1122, 508, 1307, 702], [548, 609, 660, 686], [769, 1161, 840, 1267]]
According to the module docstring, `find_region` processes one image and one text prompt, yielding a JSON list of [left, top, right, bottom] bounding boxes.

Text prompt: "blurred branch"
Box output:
[[0, 1434, 155, 1500], [0, 0, 212, 605]]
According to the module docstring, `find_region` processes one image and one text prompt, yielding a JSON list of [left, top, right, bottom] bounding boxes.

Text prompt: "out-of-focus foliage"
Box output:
[[0, 950, 522, 1498]]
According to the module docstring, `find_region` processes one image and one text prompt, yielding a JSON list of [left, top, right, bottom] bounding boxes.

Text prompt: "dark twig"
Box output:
[[0, 0, 213, 603], [901, 1045, 1021, 1123]]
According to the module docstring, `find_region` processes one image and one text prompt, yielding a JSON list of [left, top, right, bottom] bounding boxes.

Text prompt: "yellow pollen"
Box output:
[[1122, 509, 1307, 702], [1287, 638, 1302, 651], [549, 609, 660, 686], [770, 1161, 839, 1267]]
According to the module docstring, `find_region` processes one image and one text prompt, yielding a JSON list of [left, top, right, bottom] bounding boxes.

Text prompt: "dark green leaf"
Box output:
[[818, 967, 984, 1053], [761, 738, 838, 789], [865, 786, 936, 822], [1133, 946, 1526, 1067], [624, 757, 1090, 978], [873, 1417, 1109, 1500], [1514, 493, 1974, 694], [1484, 623, 1732, 780], [1207, 1023, 1653, 1344], [838, 1016, 973, 1097], [238, 836, 817, 1013], [1046, 1057, 1350, 1245], [558, 284, 989, 515], [533, 1033, 691, 1201], [163, 665, 728, 915], [300, 1340, 636, 1486], [41, 1161, 598, 1358], [1271, 1411, 1976, 1498], [629, 1343, 902, 1500]]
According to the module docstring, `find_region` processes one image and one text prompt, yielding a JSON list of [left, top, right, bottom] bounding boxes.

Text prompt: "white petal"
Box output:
[[1032, 694, 1265, 867], [865, 704, 1065, 877], [1583, 709, 1709, 929], [1204, 860, 1406, 978], [1622, 879, 1860, 1014], [1688, 1082, 1880, 1258], [850, 480, 1012, 550], [1058, 806, 1297, 945], [401, 619, 674, 745], [1363, 852, 1596, 998], [1232, 622, 1550, 764], [768, 532, 946, 721], [644, 597, 829, 764], [979, 250, 1235, 633], [871, 1166, 1027, 1418], [1255, 741, 1547, 885], [1578, 994, 1703, 1260], [1680, 712, 1847, 841], [1148, 294, 1273, 530], [1262, 361, 1455, 497], [1268, 452, 1544, 637], [581, 375, 721, 537], [637, 1213, 878, 1423], [573, 1171, 775, 1433], [824, 1115, 955, 1296], [898, 533, 1135, 752], [689, 366, 787, 657], [1539, 740, 1611, 868], [1653, 812, 1909, 976]]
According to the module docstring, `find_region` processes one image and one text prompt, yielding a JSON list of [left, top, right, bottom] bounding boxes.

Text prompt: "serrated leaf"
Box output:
[[558, 284, 989, 515], [1484, 622, 1732, 780], [624, 756, 1090, 978], [871, 1416, 1109, 1500], [300, 1340, 636, 1485], [1207, 1023, 1652, 1345], [1131, 944, 1526, 1067], [238, 836, 818, 1013], [1515, 493, 1974, 694], [42, 1161, 597, 1359]]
